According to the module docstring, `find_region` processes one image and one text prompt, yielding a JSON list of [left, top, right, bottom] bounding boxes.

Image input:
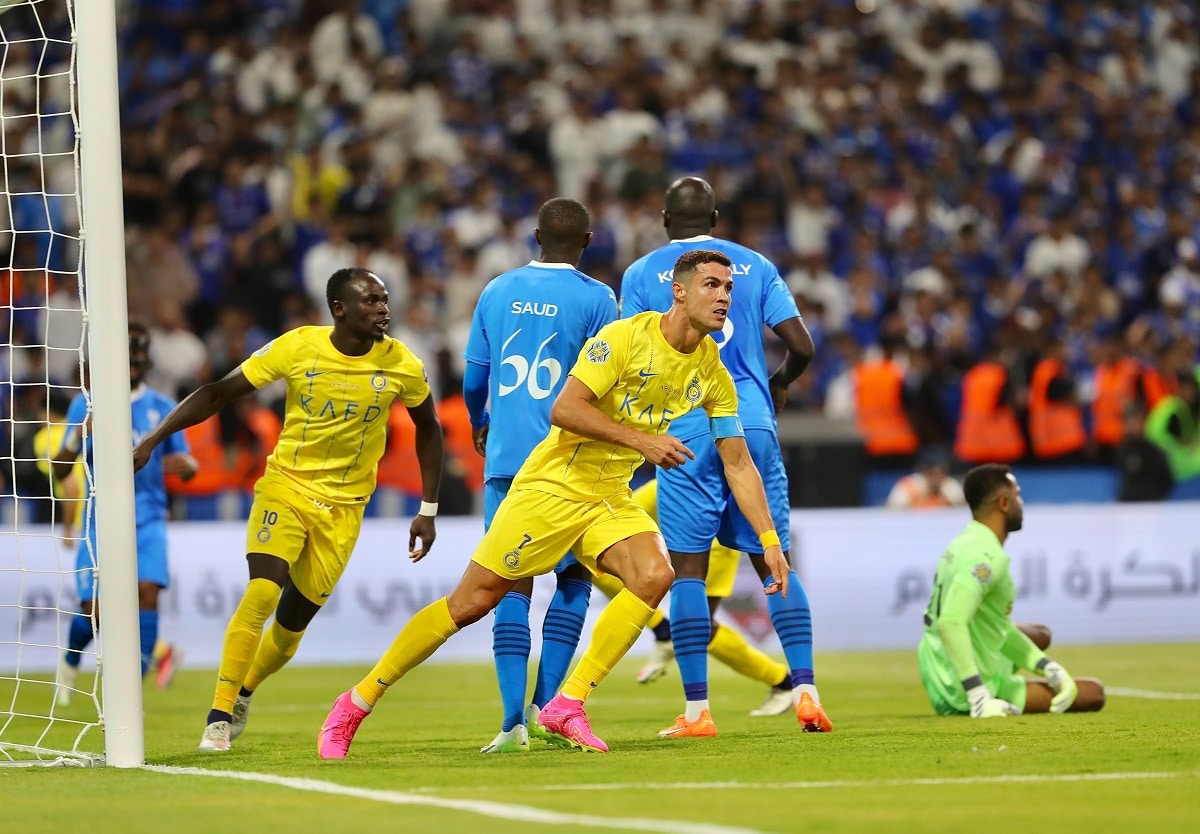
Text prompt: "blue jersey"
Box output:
[[464, 261, 618, 480], [62, 384, 189, 528], [621, 235, 801, 440]]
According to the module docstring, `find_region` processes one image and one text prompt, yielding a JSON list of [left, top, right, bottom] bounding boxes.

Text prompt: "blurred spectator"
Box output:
[[1144, 369, 1200, 483], [885, 445, 966, 510], [1027, 337, 1089, 462], [955, 342, 1026, 465], [1115, 402, 1176, 502], [851, 332, 919, 464]]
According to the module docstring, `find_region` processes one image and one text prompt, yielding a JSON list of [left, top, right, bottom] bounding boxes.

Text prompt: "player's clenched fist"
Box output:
[[639, 434, 695, 469]]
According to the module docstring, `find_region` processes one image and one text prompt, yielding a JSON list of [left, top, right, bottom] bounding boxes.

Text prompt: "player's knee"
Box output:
[[638, 556, 674, 606], [1076, 678, 1105, 712], [1019, 622, 1052, 651], [447, 587, 504, 627], [137, 581, 161, 610]]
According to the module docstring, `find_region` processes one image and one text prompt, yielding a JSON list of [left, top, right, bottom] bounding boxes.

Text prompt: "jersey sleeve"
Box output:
[[240, 330, 298, 389], [999, 623, 1047, 673], [463, 284, 492, 367], [701, 354, 739, 420], [761, 261, 802, 329], [568, 321, 626, 399], [59, 393, 89, 456], [620, 263, 647, 317], [397, 349, 433, 408], [935, 555, 990, 682]]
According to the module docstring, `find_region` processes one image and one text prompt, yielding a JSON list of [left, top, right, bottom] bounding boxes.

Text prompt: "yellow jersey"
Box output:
[[240, 326, 430, 504], [512, 312, 738, 501]]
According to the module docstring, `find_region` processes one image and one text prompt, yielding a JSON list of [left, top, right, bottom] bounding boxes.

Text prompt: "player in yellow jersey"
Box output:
[[319, 248, 791, 757], [590, 479, 796, 716], [134, 268, 444, 752]]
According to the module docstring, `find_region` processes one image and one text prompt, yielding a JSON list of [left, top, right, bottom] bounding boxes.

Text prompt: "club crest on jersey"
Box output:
[[686, 375, 703, 404], [503, 533, 533, 569], [257, 526, 272, 543], [587, 340, 611, 364], [371, 371, 387, 391], [972, 563, 992, 584]]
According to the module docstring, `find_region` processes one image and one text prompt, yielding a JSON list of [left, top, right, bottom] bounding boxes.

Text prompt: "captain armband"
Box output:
[[709, 416, 745, 440]]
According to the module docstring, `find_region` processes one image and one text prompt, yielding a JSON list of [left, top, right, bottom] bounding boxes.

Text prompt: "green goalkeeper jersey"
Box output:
[[919, 520, 1017, 685]]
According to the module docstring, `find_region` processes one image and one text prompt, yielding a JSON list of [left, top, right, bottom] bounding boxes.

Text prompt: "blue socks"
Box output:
[[64, 607, 162, 679], [139, 609, 159, 677], [492, 592, 532, 732], [531, 577, 591, 708], [64, 611, 93, 668], [765, 571, 815, 686], [669, 577, 710, 701]]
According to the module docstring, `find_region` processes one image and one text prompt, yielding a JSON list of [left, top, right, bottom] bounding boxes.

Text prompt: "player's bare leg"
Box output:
[[1023, 678, 1106, 714]]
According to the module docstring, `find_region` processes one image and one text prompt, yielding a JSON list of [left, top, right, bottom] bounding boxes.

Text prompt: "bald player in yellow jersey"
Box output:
[[134, 269, 444, 752], [590, 479, 795, 716], [319, 248, 792, 756]]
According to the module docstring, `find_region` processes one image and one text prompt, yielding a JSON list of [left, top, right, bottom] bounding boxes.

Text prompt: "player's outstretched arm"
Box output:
[[133, 369, 256, 472], [768, 317, 815, 414], [549, 376, 694, 469], [714, 434, 788, 597], [406, 394, 443, 561]]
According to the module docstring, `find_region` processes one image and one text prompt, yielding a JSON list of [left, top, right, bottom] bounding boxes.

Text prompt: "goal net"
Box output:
[[0, 0, 103, 766]]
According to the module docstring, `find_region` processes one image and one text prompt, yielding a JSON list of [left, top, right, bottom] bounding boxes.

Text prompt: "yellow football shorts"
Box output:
[[245, 474, 366, 605], [705, 541, 740, 598], [474, 487, 659, 579]]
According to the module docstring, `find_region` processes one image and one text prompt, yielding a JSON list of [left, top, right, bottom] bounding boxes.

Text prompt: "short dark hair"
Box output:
[[326, 267, 373, 313], [673, 249, 731, 282], [536, 197, 590, 245], [962, 463, 1012, 511]]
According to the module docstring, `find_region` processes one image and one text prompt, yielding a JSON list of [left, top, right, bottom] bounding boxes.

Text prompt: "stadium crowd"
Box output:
[[4, 0, 1200, 517]]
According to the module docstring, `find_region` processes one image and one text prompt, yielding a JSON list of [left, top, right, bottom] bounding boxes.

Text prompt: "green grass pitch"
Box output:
[[3, 643, 1199, 833]]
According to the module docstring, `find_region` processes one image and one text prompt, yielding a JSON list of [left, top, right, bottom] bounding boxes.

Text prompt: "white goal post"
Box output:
[[0, 0, 141, 767]]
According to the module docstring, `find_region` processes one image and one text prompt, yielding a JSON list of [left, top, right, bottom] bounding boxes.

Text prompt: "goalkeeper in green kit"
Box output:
[[919, 464, 1106, 717]]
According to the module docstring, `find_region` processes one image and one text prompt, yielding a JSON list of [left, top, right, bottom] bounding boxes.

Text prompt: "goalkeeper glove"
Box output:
[[1037, 658, 1077, 714], [965, 680, 1020, 718]]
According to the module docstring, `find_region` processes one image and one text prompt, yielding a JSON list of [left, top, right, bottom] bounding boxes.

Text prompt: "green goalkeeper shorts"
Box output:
[[918, 639, 1028, 715]]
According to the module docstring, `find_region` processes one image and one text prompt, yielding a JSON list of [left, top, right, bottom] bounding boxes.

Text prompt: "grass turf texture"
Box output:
[[3, 643, 1198, 833]]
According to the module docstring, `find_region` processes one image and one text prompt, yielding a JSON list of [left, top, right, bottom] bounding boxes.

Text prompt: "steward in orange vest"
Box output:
[[375, 402, 424, 498], [230, 401, 283, 493], [852, 351, 918, 457], [955, 353, 1025, 464], [1028, 342, 1087, 460], [164, 416, 235, 497], [436, 392, 485, 493], [1091, 335, 1142, 450]]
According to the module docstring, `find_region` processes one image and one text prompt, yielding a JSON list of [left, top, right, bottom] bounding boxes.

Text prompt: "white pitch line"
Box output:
[[144, 765, 768, 834], [1107, 687, 1200, 700], [411, 770, 1200, 794]]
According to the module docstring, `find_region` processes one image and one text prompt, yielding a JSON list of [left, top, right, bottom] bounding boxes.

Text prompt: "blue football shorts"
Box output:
[[656, 428, 790, 554], [76, 518, 169, 603]]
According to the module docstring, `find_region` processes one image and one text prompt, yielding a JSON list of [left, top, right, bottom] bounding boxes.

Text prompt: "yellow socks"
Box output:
[[212, 578, 281, 713], [355, 597, 459, 708], [243, 621, 305, 692], [590, 571, 624, 601], [562, 589, 654, 702], [709, 623, 788, 687], [591, 570, 665, 629]]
